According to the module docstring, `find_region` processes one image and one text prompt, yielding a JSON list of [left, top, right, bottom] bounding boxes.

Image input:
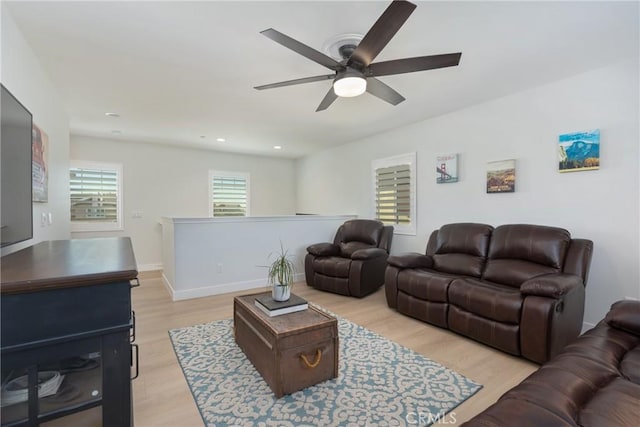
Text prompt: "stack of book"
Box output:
[[255, 293, 308, 317]]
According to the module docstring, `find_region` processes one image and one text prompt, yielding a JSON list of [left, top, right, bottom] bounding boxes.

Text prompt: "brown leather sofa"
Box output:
[[464, 300, 640, 427], [305, 219, 393, 297], [385, 223, 593, 363]]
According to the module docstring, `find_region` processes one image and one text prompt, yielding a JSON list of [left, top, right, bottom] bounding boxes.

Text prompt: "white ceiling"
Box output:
[[5, 1, 638, 158]]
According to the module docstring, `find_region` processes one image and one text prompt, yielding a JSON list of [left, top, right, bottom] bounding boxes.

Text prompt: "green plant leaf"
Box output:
[[267, 241, 296, 288]]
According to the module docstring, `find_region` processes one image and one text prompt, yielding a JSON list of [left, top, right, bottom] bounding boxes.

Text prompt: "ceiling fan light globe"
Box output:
[[333, 76, 367, 97]]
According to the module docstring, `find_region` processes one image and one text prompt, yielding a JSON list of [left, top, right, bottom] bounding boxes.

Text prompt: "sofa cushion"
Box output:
[[432, 253, 486, 277], [448, 305, 521, 355], [483, 259, 561, 288], [312, 256, 351, 278], [621, 346, 640, 383], [431, 223, 493, 277], [449, 278, 523, 323], [483, 224, 571, 287], [312, 274, 350, 296], [488, 224, 571, 267], [397, 293, 448, 328], [434, 223, 494, 256], [340, 219, 383, 246], [339, 241, 373, 258], [605, 300, 640, 336], [397, 269, 458, 303], [580, 377, 640, 427]]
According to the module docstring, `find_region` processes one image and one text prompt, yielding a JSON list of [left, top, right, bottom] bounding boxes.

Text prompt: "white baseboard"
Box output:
[[161, 272, 176, 299], [138, 262, 163, 272], [162, 272, 306, 301]]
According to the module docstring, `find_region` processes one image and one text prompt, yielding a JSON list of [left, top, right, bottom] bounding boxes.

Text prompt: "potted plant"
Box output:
[[267, 243, 296, 302]]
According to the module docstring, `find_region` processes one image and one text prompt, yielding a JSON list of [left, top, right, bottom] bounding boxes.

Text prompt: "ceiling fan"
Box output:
[[254, 0, 462, 112]]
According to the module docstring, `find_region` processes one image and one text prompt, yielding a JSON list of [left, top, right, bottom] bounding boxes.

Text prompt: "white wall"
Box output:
[[70, 136, 297, 268], [162, 215, 355, 300], [1, 7, 70, 256], [296, 60, 640, 326]]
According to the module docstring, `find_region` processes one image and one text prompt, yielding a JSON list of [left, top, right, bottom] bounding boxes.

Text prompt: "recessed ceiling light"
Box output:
[[105, 112, 120, 118], [111, 130, 122, 135], [273, 145, 282, 150], [216, 138, 226, 142]]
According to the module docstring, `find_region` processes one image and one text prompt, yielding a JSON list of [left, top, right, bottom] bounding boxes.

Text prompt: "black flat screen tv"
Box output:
[[1, 84, 33, 248]]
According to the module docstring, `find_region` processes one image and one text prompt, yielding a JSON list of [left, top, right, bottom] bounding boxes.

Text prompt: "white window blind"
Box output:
[[209, 171, 250, 217], [69, 161, 123, 231], [375, 164, 411, 225], [372, 153, 416, 235]]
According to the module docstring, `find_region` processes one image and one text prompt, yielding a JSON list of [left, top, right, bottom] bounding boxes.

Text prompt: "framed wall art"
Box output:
[[436, 153, 459, 184], [32, 123, 49, 203], [558, 129, 600, 173], [486, 159, 515, 193]]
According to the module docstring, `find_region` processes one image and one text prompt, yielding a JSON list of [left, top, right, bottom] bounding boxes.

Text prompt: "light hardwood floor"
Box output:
[[132, 272, 537, 426]]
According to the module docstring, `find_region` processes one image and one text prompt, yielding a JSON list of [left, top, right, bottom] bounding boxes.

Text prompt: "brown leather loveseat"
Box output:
[[385, 223, 593, 363], [464, 300, 640, 427], [305, 219, 393, 297]]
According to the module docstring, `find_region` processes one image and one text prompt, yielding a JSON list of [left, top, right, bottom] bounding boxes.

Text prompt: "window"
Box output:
[[209, 171, 250, 217], [69, 161, 123, 232], [372, 153, 416, 235]]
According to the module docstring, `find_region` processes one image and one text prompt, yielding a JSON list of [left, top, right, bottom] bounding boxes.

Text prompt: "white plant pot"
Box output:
[[272, 285, 291, 302]]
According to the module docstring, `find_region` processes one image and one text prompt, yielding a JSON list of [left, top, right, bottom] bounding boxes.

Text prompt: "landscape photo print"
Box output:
[[558, 129, 600, 172], [486, 159, 516, 193]]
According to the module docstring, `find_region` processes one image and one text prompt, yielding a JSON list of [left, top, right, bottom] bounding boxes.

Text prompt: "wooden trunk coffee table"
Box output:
[[233, 292, 339, 398]]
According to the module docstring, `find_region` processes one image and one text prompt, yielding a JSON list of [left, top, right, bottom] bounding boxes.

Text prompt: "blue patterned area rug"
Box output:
[[169, 312, 482, 426]]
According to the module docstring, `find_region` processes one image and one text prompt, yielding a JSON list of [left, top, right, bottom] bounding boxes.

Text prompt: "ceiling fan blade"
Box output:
[[255, 74, 335, 90], [366, 78, 405, 106], [368, 53, 462, 77], [261, 28, 342, 71], [347, 0, 417, 68], [316, 87, 338, 112]]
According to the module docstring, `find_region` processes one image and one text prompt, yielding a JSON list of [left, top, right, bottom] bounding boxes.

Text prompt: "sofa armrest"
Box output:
[[307, 242, 340, 257], [351, 247, 387, 260], [387, 253, 433, 269], [605, 300, 640, 335], [520, 273, 583, 298]]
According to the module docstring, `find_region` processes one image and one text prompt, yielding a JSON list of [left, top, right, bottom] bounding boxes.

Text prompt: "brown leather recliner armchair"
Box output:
[[305, 219, 393, 297]]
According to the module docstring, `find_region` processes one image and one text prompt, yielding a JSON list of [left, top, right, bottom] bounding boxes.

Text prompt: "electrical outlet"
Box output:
[[47, 212, 53, 225], [131, 211, 143, 219], [40, 212, 47, 227]]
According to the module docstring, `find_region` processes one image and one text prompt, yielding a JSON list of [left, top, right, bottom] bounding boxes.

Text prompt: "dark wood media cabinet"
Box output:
[[0, 238, 138, 426]]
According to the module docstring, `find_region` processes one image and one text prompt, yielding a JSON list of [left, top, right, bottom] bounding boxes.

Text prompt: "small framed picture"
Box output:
[[436, 153, 458, 184], [32, 124, 49, 203], [558, 129, 600, 173], [486, 159, 516, 193]]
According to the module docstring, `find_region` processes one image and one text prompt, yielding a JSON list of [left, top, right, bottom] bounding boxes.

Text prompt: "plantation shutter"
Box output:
[[375, 164, 411, 226], [69, 167, 119, 222], [212, 175, 248, 217]]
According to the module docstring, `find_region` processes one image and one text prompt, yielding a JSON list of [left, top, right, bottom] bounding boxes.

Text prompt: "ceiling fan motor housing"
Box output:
[[338, 44, 357, 61]]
